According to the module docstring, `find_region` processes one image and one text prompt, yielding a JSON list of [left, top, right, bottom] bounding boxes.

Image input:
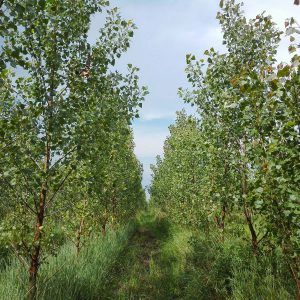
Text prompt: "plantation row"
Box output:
[[150, 1, 300, 298], [0, 0, 300, 299], [0, 1, 146, 299]]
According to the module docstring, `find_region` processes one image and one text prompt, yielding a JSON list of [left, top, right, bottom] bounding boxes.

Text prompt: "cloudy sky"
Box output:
[[90, 0, 298, 189]]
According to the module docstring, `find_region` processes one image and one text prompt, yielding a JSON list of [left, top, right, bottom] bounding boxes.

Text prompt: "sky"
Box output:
[[89, 0, 298, 190]]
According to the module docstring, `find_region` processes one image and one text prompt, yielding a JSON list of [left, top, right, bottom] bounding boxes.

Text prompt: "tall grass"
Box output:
[[0, 222, 136, 300], [97, 209, 192, 299], [183, 231, 295, 300], [0, 212, 296, 299]]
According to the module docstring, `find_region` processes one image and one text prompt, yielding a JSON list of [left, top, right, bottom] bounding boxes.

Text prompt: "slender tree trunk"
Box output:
[[75, 217, 85, 256], [241, 167, 258, 254], [101, 223, 106, 237], [283, 243, 300, 299], [240, 139, 258, 255], [111, 193, 117, 228], [28, 143, 50, 299], [243, 205, 258, 254], [214, 207, 226, 230], [214, 204, 226, 241], [28, 11, 57, 299], [75, 198, 88, 256], [288, 263, 300, 299], [220, 204, 226, 231]]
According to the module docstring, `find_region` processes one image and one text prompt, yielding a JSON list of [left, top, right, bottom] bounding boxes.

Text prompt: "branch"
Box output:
[[257, 231, 268, 245], [23, 149, 42, 172], [46, 168, 74, 207], [3, 139, 42, 172], [56, 86, 68, 99], [10, 156, 39, 210], [28, 39, 47, 94], [46, 200, 78, 217], [10, 243, 29, 269], [1, 179, 37, 214], [0, 139, 16, 152], [48, 145, 77, 172]]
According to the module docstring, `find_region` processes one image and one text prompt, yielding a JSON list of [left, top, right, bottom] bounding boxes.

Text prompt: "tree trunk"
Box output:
[[28, 198, 45, 299], [111, 193, 117, 228], [241, 170, 258, 254], [75, 217, 85, 256], [214, 206, 226, 230], [240, 139, 258, 255], [101, 223, 106, 237], [220, 204, 226, 231], [75, 198, 88, 256], [28, 13, 57, 299], [214, 204, 226, 241], [288, 263, 300, 299], [28, 147, 49, 299], [243, 206, 258, 254]]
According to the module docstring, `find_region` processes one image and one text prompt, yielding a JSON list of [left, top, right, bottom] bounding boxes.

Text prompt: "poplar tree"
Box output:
[[0, 1, 146, 298]]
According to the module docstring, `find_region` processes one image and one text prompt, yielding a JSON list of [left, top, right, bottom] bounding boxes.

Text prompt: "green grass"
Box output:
[[182, 231, 295, 300], [0, 222, 136, 300], [98, 209, 192, 299], [0, 211, 296, 299]]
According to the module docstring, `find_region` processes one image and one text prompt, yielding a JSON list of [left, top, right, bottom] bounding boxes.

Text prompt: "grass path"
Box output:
[[99, 211, 191, 300]]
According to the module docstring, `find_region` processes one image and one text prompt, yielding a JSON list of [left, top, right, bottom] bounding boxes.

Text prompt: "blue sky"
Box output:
[[89, 0, 298, 189]]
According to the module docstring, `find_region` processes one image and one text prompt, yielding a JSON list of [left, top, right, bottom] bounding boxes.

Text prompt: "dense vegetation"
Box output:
[[151, 1, 300, 298], [0, 0, 299, 299], [0, 0, 146, 298]]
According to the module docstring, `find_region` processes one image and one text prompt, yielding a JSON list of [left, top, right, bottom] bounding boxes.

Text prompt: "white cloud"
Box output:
[[89, 0, 300, 187], [133, 130, 167, 157], [141, 112, 175, 121]]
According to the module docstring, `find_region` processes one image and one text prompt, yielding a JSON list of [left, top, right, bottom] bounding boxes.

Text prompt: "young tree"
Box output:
[[150, 112, 207, 227], [179, 0, 299, 293], [0, 1, 146, 298], [180, 0, 281, 253]]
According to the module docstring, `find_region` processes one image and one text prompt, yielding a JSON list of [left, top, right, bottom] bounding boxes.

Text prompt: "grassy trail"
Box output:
[[0, 211, 294, 299], [100, 212, 191, 300]]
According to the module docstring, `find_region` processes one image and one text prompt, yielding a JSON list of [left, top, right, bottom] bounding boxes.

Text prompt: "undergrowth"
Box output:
[[183, 231, 295, 300], [0, 211, 296, 299], [0, 222, 136, 300]]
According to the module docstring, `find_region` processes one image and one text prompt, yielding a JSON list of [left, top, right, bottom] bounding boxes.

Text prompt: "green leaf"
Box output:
[[256, 187, 263, 193], [15, 4, 25, 15], [224, 103, 238, 109], [288, 46, 296, 54], [277, 66, 290, 77]]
